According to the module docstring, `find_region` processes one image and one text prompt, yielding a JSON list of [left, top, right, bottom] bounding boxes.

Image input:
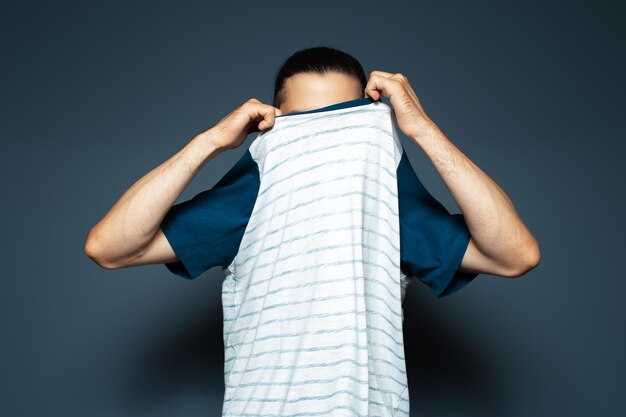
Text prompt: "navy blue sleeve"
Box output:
[[397, 149, 479, 298], [159, 148, 260, 280]]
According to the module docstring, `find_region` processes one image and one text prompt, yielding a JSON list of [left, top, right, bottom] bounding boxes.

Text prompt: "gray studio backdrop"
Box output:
[[2, 1, 624, 416]]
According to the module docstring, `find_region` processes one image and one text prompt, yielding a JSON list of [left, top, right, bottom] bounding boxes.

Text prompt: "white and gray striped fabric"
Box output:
[[221, 99, 410, 416]]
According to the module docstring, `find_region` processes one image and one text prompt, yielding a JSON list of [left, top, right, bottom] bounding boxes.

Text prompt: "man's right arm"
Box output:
[[84, 98, 283, 270], [84, 131, 225, 269]]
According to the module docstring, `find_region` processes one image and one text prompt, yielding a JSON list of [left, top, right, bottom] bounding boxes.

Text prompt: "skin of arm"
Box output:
[[364, 70, 541, 278], [84, 99, 283, 269]]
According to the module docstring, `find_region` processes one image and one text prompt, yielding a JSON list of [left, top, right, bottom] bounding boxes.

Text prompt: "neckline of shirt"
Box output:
[[274, 96, 380, 120]]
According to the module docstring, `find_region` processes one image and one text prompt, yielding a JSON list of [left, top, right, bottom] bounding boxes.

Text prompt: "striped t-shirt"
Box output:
[[160, 96, 479, 416]]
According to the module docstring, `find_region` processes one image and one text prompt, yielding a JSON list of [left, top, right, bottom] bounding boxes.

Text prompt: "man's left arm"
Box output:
[[365, 70, 541, 278]]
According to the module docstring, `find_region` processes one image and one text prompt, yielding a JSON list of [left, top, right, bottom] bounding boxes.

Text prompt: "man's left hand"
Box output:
[[364, 70, 437, 139]]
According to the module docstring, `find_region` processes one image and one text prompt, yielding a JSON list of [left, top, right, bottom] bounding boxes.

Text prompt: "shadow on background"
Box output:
[[402, 290, 509, 417], [121, 303, 225, 414], [118, 285, 508, 417]]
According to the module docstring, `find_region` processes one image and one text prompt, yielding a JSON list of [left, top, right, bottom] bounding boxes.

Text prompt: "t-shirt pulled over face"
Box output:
[[160, 97, 478, 416]]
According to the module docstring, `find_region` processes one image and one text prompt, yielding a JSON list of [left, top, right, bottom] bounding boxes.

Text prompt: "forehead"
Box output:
[[280, 72, 362, 111], [283, 71, 360, 94]]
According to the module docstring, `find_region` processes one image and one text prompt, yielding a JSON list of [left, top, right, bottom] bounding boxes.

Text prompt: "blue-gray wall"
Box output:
[[2, 1, 623, 416]]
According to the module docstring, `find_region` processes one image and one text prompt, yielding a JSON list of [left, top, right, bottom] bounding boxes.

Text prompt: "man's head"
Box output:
[[273, 46, 367, 115]]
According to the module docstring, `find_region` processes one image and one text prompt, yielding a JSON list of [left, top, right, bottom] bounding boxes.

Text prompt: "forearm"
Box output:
[[85, 130, 224, 267], [409, 122, 540, 272]]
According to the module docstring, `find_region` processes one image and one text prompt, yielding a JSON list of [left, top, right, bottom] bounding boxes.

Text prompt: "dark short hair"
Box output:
[[272, 46, 367, 108]]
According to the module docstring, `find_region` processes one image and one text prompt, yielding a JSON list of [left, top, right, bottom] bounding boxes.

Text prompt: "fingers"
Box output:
[[243, 98, 283, 132], [364, 72, 391, 101], [365, 70, 399, 100], [365, 70, 418, 103], [258, 105, 283, 131], [371, 70, 394, 78]]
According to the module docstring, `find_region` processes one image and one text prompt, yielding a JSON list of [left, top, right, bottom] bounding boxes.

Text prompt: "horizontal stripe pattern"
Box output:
[[221, 100, 410, 417]]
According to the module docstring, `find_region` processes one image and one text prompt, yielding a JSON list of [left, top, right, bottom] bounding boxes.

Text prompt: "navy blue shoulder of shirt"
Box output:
[[160, 148, 260, 279], [396, 149, 478, 297], [160, 97, 478, 297]]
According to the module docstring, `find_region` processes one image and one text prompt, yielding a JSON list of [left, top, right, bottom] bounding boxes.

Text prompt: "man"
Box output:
[[85, 46, 540, 415]]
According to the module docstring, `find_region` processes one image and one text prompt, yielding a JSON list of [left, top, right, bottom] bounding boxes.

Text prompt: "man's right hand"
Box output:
[[207, 98, 283, 152]]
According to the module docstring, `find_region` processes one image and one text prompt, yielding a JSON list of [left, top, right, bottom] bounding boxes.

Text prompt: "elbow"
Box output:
[[504, 241, 541, 278], [84, 230, 119, 270]]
